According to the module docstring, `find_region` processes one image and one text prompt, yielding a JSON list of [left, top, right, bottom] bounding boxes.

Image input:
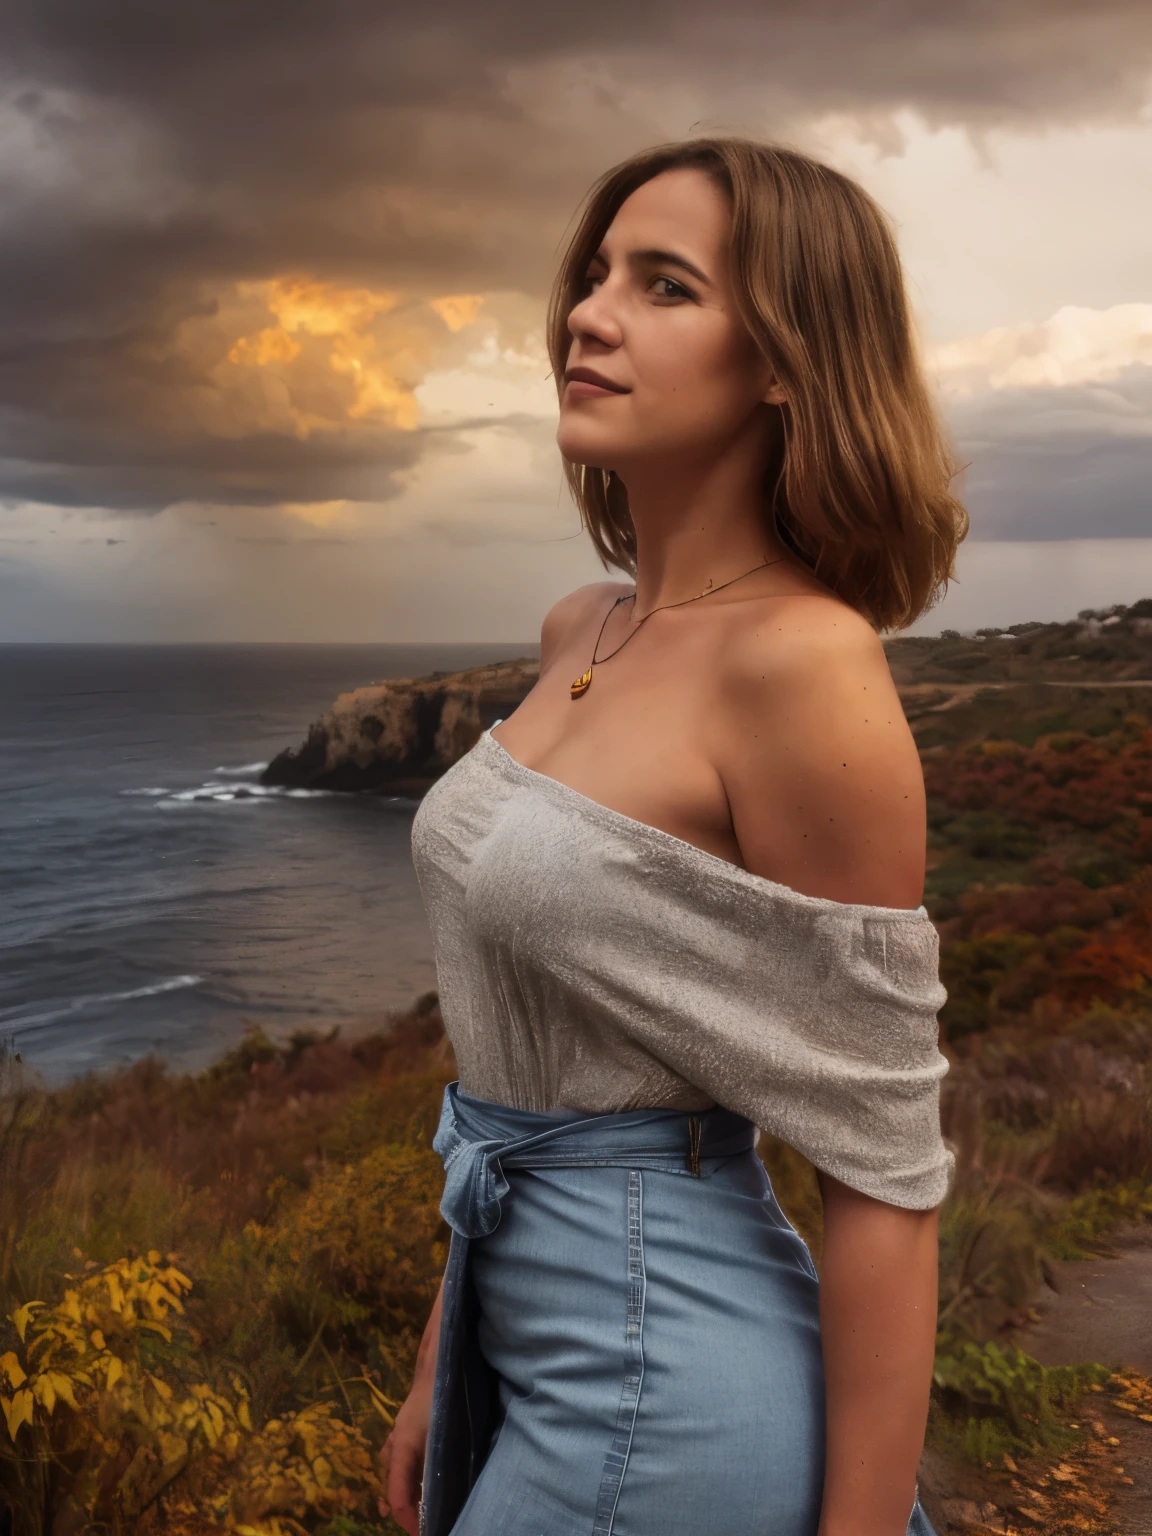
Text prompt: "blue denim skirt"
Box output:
[[423, 1083, 937, 1536]]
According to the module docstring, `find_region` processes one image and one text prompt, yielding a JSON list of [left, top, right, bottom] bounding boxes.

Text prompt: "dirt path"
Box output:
[[1016, 1235, 1152, 1534], [899, 678, 1152, 716], [918, 1232, 1152, 1534], [1022, 1243, 1152, 1378]]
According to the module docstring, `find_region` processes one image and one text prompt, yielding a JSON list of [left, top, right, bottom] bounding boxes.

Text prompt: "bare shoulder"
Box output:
[[539, 580, 631, 667], [720, 592, 908, 744], [725, 590, 892, 690], [715, 594, 926, 908]]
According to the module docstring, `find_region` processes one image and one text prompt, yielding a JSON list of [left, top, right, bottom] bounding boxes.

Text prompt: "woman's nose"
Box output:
[[567, 283, 623, 348]]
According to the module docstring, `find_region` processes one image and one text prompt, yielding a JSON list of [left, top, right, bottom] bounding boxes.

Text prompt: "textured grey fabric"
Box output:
[[410, 728, 955, 1209]]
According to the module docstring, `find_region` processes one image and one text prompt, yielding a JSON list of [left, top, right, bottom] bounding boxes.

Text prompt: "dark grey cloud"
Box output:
[[947, 364, 1152, 539], [0, 403, 427, 510], [0, 1, 1150, 515]]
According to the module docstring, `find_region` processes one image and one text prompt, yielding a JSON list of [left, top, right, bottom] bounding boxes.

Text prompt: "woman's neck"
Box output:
[[621, 469, 787, 617], [612, 402, 790, 614]]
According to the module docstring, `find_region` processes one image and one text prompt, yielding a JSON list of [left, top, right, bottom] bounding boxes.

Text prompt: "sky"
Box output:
[[0, 1, 1150, 642]]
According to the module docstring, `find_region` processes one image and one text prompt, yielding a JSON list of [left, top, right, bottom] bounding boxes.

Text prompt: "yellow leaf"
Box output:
[[156, 1428, 188, 1466], [1, 1388, 35, 1440], [31, 1376, 56, 1414], [106, 1273, 124, 1314], [105, 1356, 123, 1390], [0, 1352, 26, 1389], [46, 1373, 77, 1410], [149, 1373, 173, 1401], [8, 1303, 42, 1342], [90, 1329, 105, 1350], [238, 1396, 252, 1431]]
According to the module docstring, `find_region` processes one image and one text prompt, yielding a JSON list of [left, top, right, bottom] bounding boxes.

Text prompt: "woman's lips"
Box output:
[[565, 379, 629, 399]]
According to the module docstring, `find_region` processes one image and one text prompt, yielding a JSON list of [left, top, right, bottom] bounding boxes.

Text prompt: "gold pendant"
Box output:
[[570, 667, 592, 699]]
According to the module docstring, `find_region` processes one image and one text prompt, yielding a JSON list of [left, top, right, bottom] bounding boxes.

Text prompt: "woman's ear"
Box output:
[[762, 377, 787, 407]]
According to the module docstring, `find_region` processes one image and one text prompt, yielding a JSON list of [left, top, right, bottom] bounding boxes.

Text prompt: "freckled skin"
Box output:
[[499, 584, 926, 909], [493, 170, 927, 911]]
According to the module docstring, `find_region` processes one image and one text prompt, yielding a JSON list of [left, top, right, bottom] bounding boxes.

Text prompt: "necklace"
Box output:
[[569, 555, 785, 699]]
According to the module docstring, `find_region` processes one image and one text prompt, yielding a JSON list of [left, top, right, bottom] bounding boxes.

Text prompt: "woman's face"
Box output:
[[556, 166, 782, 474]]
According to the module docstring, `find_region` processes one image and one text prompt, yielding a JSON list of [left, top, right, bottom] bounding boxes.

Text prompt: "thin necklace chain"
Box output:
[[590, 554, 785, 670]]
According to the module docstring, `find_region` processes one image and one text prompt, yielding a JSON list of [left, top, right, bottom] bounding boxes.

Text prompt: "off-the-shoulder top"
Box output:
[[409, 727, 954, 1209]]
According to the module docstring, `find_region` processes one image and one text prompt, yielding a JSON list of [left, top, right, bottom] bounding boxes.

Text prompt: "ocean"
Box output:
[[0, 642, 536, 1083]]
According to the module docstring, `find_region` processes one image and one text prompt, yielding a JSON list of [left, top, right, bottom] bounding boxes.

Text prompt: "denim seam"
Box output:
[[502, 1149, 747, 1171], [592, 1169, 646, 1536]]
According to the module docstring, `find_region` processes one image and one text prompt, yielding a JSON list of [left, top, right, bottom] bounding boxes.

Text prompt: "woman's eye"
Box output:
[[577, 271, 690, 300]]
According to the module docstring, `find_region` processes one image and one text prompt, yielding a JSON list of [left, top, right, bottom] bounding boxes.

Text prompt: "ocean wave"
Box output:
[[153, 781, 341, 806], [212, 761, 269, 776], [2, 973, 206, 1036], [119, 778, 414, 809]]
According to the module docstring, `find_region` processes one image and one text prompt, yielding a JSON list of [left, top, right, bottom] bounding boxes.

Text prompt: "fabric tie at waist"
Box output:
[[433, 1079, 759, 1239], [421, 1082, 760, 1536]]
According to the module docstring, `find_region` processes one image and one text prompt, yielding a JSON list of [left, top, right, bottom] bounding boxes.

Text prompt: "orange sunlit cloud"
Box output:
[[221, 277, 485, 439], [280, 499, 350, 528], [430, 294, 485, 332]]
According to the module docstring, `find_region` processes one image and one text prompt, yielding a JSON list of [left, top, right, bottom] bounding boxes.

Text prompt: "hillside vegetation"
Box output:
[[887, 599, 1152, 687]]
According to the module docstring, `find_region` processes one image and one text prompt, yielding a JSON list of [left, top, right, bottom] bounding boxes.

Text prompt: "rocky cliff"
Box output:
[[261, 656, 540, 795]]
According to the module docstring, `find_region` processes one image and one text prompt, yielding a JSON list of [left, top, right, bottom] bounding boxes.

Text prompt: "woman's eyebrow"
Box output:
[[590, 245, 713, 287]]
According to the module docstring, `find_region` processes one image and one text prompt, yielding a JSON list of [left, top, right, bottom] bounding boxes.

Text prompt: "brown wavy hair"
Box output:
[[546, 137, 968, 632]]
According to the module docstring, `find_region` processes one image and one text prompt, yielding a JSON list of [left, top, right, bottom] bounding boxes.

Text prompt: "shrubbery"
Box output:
[[0, 1007, 452, 1534]]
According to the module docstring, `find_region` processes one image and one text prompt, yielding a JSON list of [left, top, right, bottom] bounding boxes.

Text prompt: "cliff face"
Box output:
[[261, 656, 540, 795]]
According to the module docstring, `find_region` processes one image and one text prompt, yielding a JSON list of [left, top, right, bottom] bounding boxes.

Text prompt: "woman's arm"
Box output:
[[377, 1274, 444, 1535], [718, 596, 940, 1534], [816, 1178, 939, 1536]]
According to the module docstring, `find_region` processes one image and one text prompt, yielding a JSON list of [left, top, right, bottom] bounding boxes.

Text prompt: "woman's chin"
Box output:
[[556, 428, 624, 469]]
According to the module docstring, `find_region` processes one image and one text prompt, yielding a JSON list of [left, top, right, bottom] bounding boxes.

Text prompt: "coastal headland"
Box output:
[[262, 656, 540, 795]]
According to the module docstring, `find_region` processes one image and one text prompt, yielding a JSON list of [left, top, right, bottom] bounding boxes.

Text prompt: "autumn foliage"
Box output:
[[0, 1003, 453, 1534]]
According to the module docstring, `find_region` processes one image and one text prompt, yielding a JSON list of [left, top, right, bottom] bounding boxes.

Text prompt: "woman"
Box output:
[[380, 136, 966, 1536]]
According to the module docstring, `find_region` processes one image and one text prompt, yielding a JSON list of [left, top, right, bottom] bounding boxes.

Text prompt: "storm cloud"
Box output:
[[0, 0, 1148, 652], [950, 370, 1152, 540], [0, 1, 1150, 517]]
